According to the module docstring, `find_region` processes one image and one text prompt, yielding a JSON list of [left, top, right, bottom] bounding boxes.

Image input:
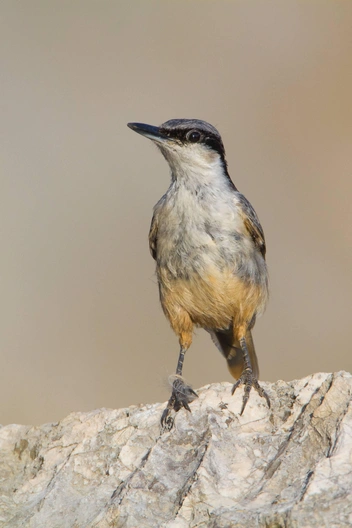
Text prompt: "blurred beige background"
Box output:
[[1, 1, 351, 425]]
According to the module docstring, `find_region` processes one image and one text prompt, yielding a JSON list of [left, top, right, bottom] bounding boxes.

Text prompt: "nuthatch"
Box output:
[[128, 119, 270, 429]]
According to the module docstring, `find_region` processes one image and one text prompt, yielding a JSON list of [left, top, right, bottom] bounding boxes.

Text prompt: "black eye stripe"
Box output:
[[159, 127, 225, 158]]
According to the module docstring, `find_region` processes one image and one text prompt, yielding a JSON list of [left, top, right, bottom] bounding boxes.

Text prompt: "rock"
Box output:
[[0, 372, 351, 527]]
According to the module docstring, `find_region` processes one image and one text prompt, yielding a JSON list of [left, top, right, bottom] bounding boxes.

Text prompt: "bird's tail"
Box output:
[[209, 327, 259, 380]]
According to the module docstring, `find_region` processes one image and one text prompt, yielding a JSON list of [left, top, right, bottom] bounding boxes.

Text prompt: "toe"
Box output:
[[232, 370, 270, 414], [160, 408, 174, 430], [231, 378, 241, 395]]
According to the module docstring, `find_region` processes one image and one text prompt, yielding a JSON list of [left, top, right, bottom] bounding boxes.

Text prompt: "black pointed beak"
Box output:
[[127, 122, 169, 143]]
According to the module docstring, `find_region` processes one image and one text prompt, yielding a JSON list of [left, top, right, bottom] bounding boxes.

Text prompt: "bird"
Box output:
[[127, 118, 270, 429]]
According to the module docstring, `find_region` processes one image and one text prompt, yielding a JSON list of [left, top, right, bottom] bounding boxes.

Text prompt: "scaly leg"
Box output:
[[161, 344, 198, 430], [161, 336, 198, 431], [231, 336, 270, 414], [159, 298, 198, 429]]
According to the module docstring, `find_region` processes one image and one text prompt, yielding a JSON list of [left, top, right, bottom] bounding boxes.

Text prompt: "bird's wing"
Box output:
[[149, 195, 167, 261], [148, 213, 158, 261], [237, 194, 266, 258]]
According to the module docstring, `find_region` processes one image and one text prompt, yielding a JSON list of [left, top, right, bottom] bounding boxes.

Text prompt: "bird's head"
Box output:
[[127, 119, 233, 187]]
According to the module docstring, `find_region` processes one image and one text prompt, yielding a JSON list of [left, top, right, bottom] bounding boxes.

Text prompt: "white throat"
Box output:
[[158, 142, 229, 192]]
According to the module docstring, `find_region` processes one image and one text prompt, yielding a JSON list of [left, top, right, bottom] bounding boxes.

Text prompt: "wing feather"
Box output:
[[237, 194, 266, 258], [148, 214, 158, 261]]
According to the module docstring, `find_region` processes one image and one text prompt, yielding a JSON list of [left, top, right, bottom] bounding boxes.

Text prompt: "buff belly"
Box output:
[[158, 265, 267, 340]]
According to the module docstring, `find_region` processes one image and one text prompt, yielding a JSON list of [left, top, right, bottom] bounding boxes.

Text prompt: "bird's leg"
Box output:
[[161, 343, 198, 431], [231, 336, 270, 414]]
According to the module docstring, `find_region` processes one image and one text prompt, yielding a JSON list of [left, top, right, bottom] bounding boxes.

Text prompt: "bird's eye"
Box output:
[[187, 130, 201, 143]]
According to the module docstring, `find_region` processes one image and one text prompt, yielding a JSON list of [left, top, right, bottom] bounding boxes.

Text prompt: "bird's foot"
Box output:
[[160, 376, 198, 431], [231, 368, 270, 415]]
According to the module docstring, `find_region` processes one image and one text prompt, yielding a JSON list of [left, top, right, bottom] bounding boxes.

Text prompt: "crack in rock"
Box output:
[[173, 429, 211, 520]]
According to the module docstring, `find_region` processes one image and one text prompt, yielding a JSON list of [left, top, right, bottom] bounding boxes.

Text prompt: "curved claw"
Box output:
[[160, 377, 198, 431], [232, 369, 270, 415], [161, 408, 174, 431]]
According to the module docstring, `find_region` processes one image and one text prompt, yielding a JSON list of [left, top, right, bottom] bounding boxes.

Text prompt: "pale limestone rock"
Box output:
[[0, 372, 351, 527]]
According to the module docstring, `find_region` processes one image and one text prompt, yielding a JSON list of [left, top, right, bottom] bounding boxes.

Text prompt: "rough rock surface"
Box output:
[[1, 371, 352, 528]]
